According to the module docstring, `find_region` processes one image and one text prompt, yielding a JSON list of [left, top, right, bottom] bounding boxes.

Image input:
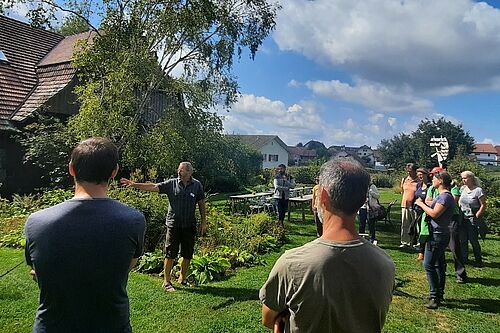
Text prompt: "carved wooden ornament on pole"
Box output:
[[430, 136, 449, 167]]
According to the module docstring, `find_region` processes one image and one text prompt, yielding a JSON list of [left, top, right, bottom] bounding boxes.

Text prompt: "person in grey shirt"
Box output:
[[260, 158, 395, 333], [24, 137, 146, 333], [120, 162, 206, 291], [459, 170, 486, 266], [273, 164, 295, 227]]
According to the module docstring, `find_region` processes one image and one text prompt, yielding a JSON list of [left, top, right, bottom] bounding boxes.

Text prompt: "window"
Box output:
[[269, 154, 278, 162], [262, 154, 267, 161]]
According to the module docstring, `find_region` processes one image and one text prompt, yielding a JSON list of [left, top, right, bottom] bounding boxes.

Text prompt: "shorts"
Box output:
[[164, 226, 196, 259]]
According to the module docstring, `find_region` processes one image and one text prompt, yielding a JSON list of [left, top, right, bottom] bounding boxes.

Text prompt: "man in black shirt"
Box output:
[[120, 162, 206, 291], [25, 137, 146, 332]]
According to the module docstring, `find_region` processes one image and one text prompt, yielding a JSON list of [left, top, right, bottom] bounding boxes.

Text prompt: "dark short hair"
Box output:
[[70, 137, 118, 184], [434, 171, 452, 190], [319, 157, 370, 215], [277, 164, 286, 169], [406, 163, 417, 171]]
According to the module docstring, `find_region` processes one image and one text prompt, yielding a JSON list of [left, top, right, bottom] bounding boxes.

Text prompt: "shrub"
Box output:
[[136, 249, 164, 274], [0, 215, 27, 248], [485, 197, 500, 236], [188, 254, 231, 284], [286, 165, 320, 184], [371, 174, 396, 188]]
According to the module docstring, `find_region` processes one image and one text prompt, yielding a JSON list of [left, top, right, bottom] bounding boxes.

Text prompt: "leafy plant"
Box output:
[[188, 254, 231, 285], [0, 215, 28, 248], [136, 249, 164, 274]]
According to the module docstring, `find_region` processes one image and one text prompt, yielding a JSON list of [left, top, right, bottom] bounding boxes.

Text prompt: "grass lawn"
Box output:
[[1, 188, 499, 332]]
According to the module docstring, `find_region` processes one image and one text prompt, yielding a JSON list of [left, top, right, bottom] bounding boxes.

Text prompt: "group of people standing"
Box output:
[[400, 162, 486, 309]]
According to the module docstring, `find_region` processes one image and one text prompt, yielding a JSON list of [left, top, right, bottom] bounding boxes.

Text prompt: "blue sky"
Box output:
[[221, 0, 500, 148], [6, 0, 500, 149]]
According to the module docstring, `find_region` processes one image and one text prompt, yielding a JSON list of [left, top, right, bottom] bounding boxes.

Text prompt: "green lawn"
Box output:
[[1, 188, 499, 332]]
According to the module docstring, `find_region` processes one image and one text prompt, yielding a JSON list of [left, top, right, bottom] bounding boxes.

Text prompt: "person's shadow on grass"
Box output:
[[183, 286, 259, 310]]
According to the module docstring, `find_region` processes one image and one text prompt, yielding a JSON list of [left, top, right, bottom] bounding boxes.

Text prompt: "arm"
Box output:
[[262, 304, 281, 330], [120, 178, 159, 192], [198, 199, 207, 235], [476, 195, 486, 219], [311, 187, 317, 210], [129, 257, 139, 272], [415, 198, 447, 219]]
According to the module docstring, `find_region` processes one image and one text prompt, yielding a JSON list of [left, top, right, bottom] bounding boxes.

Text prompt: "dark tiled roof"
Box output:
[[0, 15, 64, 129], [288, 146, 317, 157], [11, 63, 77, 122]]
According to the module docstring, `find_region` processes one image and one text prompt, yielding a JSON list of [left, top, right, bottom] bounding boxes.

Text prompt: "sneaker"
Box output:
[[456, 277, 467, 284], [399, 244, 406, 248], [372, 240, 378, 246], [425, 298, 439, 309]]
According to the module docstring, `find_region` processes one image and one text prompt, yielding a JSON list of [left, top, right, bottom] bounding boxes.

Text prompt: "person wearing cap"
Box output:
[[400, 163, 418, 247], [415, 170, 455, 309]]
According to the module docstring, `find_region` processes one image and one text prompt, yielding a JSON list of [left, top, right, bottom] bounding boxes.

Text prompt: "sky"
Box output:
[[5, 0, 500, 149], [220, 0, 500, 148]]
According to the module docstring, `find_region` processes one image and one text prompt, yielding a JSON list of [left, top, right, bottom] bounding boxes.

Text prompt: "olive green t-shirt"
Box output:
[[259, 238, 395, 333]]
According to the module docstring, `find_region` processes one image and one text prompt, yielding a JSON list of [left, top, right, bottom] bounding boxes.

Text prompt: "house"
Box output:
[[229, 135, 290, 169], [0, 15, 173, 196], [328, 144, 377, 167], [471, 143, 499, 166], [0, 15, 84, 195], [287, 146, 316, 166]]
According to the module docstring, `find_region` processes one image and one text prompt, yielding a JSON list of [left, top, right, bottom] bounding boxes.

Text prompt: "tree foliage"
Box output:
[[378, 118, 475, 170], [9, 0, 278, 190]]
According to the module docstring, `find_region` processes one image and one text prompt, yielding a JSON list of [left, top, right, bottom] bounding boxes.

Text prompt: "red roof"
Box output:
[[495, 146, 500, 155], [473, 143, 498, 154]]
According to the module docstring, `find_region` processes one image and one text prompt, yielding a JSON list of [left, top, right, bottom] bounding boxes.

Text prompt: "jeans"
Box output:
[[358, 208, 376, 241], [461, 217, 482, 263], [424, 232, 450, 300], [275, 198, 288, 222]]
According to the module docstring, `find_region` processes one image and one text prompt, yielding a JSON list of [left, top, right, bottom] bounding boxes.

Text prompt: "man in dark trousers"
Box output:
[[120, 161, 206, 291], [260, 158, 395, 332], [24, 137, 146, 332]]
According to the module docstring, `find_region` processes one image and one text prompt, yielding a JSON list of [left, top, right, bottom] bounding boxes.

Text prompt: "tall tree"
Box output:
[[9, 0, 278, 182], [378, 118, 475, 170]]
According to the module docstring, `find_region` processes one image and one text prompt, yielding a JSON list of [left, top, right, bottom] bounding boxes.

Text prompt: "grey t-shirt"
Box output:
[[260, 238, 395, 333], [158, 177, 204, 228], [459, 186, 484, 217], [24, 198, 145, 333], [429, 192, 455, 233]]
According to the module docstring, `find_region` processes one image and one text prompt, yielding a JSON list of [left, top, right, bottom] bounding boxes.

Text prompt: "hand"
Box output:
[[199, 220, 207, 236], [120, 178, 133, 187], [415, 197, 423, 206], [30, 269, 37, 282], [273, 310, 290, 333]]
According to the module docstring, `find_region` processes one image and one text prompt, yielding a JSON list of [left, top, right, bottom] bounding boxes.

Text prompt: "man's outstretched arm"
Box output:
[[120, 178, 159, 192]]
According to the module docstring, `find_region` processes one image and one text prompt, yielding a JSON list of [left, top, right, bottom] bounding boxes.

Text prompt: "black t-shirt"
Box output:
[[158, 177, 205, 228], [24, 198, 145, 333]]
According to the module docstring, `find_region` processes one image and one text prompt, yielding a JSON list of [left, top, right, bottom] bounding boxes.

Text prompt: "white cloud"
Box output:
[[368, 112, 384, 123], [274, 0, 500, 94], [287, 79, 301, 88], [305, 79, 433, 112], [345, 118, 355, 129], [388, 117, 397, 127], [480, 138, 495, 144]]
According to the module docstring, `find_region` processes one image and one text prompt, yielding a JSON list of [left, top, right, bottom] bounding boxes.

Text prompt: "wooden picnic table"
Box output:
[[288, 194, 313, 223], [229, 192, 273, 213]]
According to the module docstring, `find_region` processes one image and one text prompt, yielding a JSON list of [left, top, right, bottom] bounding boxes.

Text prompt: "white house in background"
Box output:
[[229, 134, 290, 169], [472, 143, 499, 166]]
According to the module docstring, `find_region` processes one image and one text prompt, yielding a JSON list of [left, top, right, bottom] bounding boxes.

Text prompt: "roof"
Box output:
[[0, 15, 64, 129], [288, 146, 317, 157], [473, 143, 497, 154], [38, 31, 95, 66], [11, 63, 77, 121], [496, 146, 500, 155], [229, 134, 289, 151]]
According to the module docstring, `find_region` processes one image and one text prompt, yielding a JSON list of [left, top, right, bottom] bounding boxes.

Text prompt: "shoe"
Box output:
[[399, 244, 406, 248], [179, 279, 192, 287], [162, 281, 176, 292], [474, 261, 484, 268], [456, 277, 467, 284], [416, 253, 424, 261], [425, 298, 439, 309], [372, 240, 378, 246]]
